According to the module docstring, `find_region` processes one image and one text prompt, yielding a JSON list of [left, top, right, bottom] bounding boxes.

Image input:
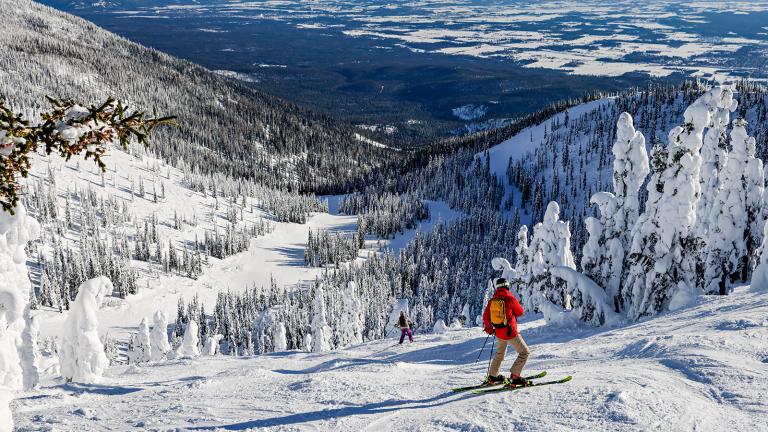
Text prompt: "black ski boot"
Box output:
[[507, 374, 532, 387], [484, 375, 506, 385]]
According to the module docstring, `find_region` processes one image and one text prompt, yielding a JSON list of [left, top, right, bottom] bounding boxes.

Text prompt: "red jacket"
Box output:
[[482, 288, 524, 340]]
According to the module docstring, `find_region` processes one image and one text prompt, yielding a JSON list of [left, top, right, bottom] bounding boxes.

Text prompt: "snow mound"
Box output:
[[432, 319, 449, 334]]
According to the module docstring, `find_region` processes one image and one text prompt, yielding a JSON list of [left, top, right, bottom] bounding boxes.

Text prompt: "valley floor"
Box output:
[[14, 288, 768, 431]]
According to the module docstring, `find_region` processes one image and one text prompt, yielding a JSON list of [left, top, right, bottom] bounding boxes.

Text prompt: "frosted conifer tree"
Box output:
[[514, 226, 530, 275], [0, 204, 40, 432], [582, 113, 648, 309], [704, 118, 764, 293], [203, 334, 224, 356], [20, 312, 40, 391], [311, 285, 332, 352], [60, 276, 112, 384], [511, 226, 538, 310], [339, 282, 364, 347], [132, 318, 152, 364], [176, 320, 200, 358], [273, 323, 288, 352], [750, 220, 768, 292], [525, 202, 576, 309], [697, 87, 738, 237], [150, 311, 172, 361], [612, 113, 650, 240], [623, 89, 717, 319]]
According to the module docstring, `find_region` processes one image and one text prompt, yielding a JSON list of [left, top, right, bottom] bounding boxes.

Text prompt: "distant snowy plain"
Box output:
[[87, 0, 768, 81]]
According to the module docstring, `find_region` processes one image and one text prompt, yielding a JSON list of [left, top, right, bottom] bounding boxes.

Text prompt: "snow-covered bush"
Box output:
[[176, 320, 200, 358], [60, 276, 112, 384], [102, 333, 119, 366], [150, 311, 171, 361], [0, 204, 40, 432], [273, 324, 287, 352], [459, 303, 471, 326]]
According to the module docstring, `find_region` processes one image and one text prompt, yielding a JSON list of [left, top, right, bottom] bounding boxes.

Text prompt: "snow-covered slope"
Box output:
[[483, 97, 615, 179], [24, 144, 352, 341], [25, 142, 463, 344], [13, 287, 768, 431]]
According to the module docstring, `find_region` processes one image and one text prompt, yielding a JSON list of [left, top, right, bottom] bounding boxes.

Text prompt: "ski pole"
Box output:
[[486, 336, 496, 377], [475, 334, 491, 362], [384, 325, 396, 339]]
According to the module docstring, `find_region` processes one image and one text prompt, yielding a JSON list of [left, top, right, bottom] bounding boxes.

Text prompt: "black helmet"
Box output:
[[495, 278, 510, 289]]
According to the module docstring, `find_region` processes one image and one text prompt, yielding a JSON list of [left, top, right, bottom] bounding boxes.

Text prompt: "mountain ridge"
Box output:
[[1, 0, 400, 193]]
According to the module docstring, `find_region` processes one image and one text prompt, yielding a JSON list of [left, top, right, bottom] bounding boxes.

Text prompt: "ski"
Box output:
[[451, 371, 547, 393], [471, 375, 572, 394]]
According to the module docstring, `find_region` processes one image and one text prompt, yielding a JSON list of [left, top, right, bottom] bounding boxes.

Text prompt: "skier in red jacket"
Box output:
[[482, 277, 530, 387]]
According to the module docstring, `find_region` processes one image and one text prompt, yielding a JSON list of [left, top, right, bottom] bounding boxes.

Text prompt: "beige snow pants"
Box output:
[[488, 335, 530, 377]]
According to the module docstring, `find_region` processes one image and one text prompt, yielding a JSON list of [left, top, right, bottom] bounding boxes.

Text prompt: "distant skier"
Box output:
[[397, 310, 414, 344], [482, 277, 530, 387]]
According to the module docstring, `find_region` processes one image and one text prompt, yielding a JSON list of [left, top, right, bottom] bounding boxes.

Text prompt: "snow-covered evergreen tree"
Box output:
[[203, 334, 224, 356], [697, 87, 738, 238], [525, 201, 576, 310], [704, 118, 764, 293], [622, 89, 718, 319], [338, 282, 364, 347], [20, 312, 40, 391], [176, 320, 201, 358], [60, 276, 112, 384], [0, 203, 40, 431], [303, 331, 312, 352], [273, 323, 288, 352], [130, 318, 152, 364], [514, 226, 530, 276], [582, 113, 648, 310], [750, 220, 768, 292], [311, 285, 332, 353], [150, 311, 172, 361]]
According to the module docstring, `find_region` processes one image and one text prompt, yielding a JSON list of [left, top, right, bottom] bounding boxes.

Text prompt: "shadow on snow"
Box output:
[[188, 392, 459, 430]]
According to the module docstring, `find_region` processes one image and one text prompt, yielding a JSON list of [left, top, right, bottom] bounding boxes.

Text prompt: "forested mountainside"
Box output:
[[5, 0, 768, 377], [267, 82, 768, 347], [492, 81, 768, 258], [0, 0, 399, 193]]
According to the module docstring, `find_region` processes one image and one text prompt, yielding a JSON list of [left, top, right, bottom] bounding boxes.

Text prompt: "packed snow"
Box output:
[[10, 287, 768, 431]]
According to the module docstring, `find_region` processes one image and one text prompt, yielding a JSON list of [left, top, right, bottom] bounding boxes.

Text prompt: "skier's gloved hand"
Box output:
[[484, 326, 494, 335]]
